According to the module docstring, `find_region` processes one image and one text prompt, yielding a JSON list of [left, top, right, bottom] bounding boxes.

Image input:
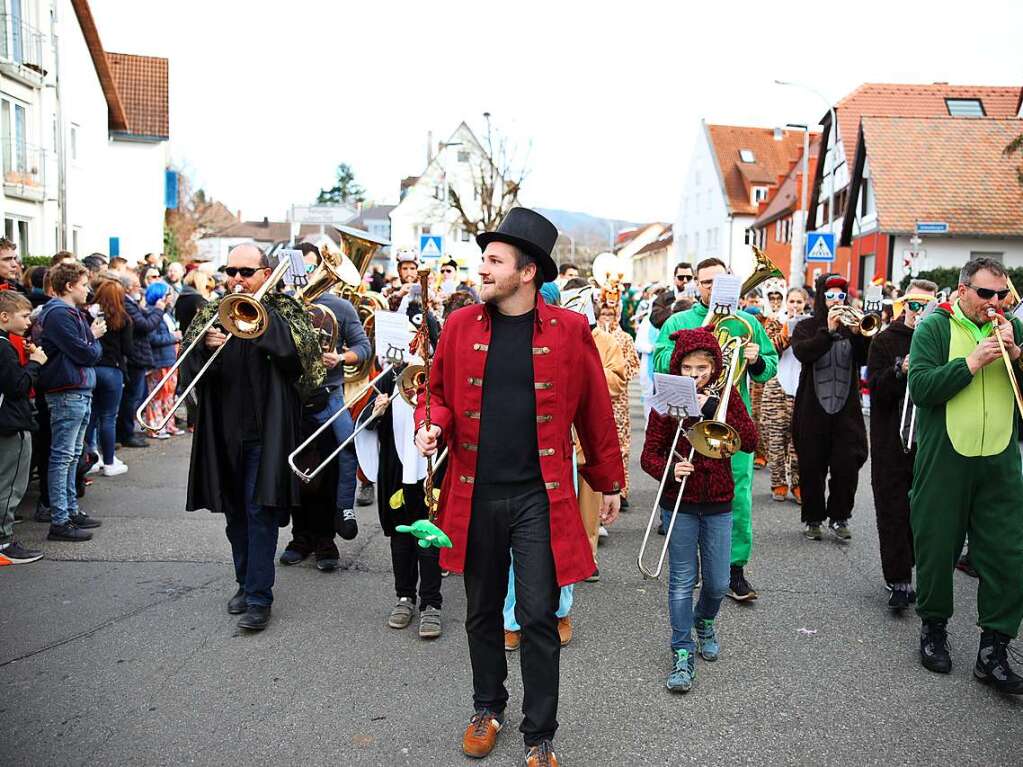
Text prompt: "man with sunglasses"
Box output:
[[907, 257, 1023, 692], [673, 262, 694, 299], [179, 243, 324, 632], [866, 279, 937, 612], [654, 257, 779, 602], [790, 273, 870, 544]]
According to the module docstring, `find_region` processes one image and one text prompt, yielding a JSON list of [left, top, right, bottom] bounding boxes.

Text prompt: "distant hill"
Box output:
[[536, 208, 640, 252]]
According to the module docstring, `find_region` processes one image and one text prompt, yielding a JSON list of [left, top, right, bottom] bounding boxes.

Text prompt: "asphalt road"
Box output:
[[2, 401, 1020, 766]]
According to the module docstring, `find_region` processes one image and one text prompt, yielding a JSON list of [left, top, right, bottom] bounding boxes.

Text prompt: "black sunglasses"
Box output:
[[676, 274, 693, 282], [224, 266, 265, 278], [966, 284, 1010, 300], [906, 300, 928, 312]]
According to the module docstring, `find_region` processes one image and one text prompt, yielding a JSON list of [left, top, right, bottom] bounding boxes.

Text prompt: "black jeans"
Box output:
[[390, 481, 442, 608], [464, 483, 560, 746]]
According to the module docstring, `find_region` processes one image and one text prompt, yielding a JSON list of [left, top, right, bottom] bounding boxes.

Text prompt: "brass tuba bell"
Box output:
[[397, 364, 427, 407]]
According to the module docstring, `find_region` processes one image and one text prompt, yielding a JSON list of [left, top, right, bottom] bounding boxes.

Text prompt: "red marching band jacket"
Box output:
[[414, 295, 625, 586]]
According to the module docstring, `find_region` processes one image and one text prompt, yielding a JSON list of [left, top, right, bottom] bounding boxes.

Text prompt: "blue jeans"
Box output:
[[224, 444, 279, 607], [87, 366, 124, 464], [117, 365, 147, 441], [662, 507, 732, 653], [503, 554, 573, 631], [46, 391, 93, 526], [308, 386, 357, 510]]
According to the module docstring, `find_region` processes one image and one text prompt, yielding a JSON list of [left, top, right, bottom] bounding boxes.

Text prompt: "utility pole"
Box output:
[[786, 123, 810, 288]]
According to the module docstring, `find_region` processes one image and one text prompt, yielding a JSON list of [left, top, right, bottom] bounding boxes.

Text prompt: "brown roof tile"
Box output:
[[753, 135, 821, 227], [859, 116, 1023, 237], [107, 52, 169, 138], [706, 125, 807, 215], [69, 0, 128, 132], [833, 83, 1022, 170]]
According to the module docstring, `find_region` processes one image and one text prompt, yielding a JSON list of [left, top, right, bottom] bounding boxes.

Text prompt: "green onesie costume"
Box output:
[[908, 302, 1023, 636], [654, 303, 778, 567]]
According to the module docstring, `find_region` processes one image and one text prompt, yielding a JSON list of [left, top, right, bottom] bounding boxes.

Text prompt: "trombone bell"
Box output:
[[398, 364, 427, 406], [218, 293, 269, 339], [688, 420, 741, 459]]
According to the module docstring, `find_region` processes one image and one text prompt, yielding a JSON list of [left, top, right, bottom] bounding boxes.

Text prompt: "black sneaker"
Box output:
[[70, 513, 102, 529], [585, 568, 600, 583], [974, 630, 1023, 694], [657, 521, 666, 536], [620, 496, 630, 511], [122, 435, 149, 448], [33, 501, 51, 523], [829, 520, 852, 541], [47, 522, 93, 542], [334, 508, 358, 540], [956, 554, 978, 578], [315, 540, 341, 572], [356, 483, 375, 507], [0, 540, 45, 564], [279, 538, 311, 565], [804, 523, 823, 541], [227, 587, 247, 615], [920, 619, 952, 674], [888, 586, 915, 612], [727, 565, 758, 601]]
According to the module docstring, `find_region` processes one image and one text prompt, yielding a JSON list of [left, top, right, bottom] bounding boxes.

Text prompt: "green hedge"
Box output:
[[21, 255, 52, 268], [901, 267, 1023, 293]]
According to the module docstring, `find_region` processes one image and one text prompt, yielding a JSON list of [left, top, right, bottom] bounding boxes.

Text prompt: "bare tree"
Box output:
[[446, 113, 530, 235], [1006, 134, 1023, 185], [164, 169, 238, 261]]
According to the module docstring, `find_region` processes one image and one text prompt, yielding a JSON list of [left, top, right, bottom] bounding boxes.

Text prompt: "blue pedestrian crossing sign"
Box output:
[[419, 234, 444, 260], [805, 231, 835, 262]]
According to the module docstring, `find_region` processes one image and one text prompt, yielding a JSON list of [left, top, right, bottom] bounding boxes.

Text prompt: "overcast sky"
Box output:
[[89, 0, 1023, 224]]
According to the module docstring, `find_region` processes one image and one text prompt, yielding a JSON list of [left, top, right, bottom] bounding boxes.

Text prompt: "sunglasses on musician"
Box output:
[[906, 300, 928, 312], [966, 284, 1011, 300], [824, 290, 847, 301], [224, 266, 266, 278]]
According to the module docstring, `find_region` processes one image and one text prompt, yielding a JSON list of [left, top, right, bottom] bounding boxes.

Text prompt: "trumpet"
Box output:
[[135, 255, 292, 432], [832, 306, 882, 337]]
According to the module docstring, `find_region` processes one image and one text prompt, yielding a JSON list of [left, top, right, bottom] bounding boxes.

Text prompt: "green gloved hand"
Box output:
[[395, 520, 453, 549]]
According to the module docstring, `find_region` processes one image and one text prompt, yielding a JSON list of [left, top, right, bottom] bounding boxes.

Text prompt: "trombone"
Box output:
[[987, 306, 1023, 418], [637, 338, 745, 579], [135, 255, 292, 432]]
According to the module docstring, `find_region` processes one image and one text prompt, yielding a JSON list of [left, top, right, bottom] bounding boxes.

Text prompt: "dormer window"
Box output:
[[739, 149, 756, 163], [752, 186, 768, 204], [946, 98, 985, 117]]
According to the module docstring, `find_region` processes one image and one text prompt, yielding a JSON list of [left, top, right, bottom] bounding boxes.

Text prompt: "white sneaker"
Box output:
[[598, 525, 609, 538], [101, 462, 128, 477], [87, 458, 105, 475]]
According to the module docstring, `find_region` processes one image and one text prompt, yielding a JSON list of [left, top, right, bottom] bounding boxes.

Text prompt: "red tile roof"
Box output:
[[706, 125, 806, 215], [69, 0, 128, 132], [753, 135, 821, 227], [859, 116, 1023, 237], [833, 83, 1022, 170], [107, 53, 169, 139]]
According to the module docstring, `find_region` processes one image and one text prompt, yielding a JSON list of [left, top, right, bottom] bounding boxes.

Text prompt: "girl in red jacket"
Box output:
[[641, 328, 757, 694]]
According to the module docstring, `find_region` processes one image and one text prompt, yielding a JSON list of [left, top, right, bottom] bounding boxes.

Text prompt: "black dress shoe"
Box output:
[[122, 435, 149, 448], [237, 605, 271, 631], [227, 587, 247, 615]]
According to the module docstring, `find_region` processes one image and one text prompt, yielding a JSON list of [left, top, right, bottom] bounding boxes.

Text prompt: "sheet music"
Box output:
[[651, 373, 701, 418], [864, 284, 884, 314], [708, 275, 741, 316], [276, 249, 308, 289], [374, 310, 416, 364]]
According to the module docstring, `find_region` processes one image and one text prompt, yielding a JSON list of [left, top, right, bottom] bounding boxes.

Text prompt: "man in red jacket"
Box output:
[[415, 208, 623, 767]]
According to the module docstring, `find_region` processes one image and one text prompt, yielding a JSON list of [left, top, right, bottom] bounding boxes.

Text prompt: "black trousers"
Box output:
[[464, 484, 560, 746], [873, 463, 914, 584], [389, 481, 442, 608]]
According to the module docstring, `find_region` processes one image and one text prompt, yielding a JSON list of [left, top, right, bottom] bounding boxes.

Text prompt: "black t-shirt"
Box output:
[[475, 309, 541, 496]]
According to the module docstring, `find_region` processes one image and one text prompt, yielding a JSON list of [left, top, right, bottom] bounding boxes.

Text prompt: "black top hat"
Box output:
[[476, 207, 558, 282]]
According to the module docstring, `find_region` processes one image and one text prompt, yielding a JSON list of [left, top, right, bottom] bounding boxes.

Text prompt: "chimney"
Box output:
[[262, 216, 269, 227], [773, 127, 784, 141]]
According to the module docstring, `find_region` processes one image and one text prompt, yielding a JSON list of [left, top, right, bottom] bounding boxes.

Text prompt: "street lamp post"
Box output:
[[775, 80, 839, 276], [785, 122, 810, 288]]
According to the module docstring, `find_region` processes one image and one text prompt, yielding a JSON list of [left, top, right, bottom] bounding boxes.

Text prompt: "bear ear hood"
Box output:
[[668, 327, 724, 380]]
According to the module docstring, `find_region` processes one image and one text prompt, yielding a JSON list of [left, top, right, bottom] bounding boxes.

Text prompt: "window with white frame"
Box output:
[[946, 98, 985, 117], [752, 186, 768, 204], [739, 149, 755, 163]]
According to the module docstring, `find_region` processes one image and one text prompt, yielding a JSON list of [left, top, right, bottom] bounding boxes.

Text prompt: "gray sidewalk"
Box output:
[[1, 428, 1019, 766]]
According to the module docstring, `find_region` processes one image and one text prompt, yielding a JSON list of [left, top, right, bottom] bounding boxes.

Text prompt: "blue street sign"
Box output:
[[419, 234, 443, 259], [805, 231, 835, 262], [915, 221, 948, 235]]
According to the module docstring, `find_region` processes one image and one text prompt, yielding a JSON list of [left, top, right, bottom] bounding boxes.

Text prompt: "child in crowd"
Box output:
[[640, 328, 756, 693], [0, 290, 47, 564]]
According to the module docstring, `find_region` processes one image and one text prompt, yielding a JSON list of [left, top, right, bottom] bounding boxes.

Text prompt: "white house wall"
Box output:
[[892, 235, 1023, 284], [676, 124, 740, 270], [104, 139, 166, 261]]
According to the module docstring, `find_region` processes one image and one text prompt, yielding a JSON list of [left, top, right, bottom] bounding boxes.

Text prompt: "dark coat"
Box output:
[[175, 285, 206, 335], [789, 273, 869, 462], [97, 321, 133, 372], [0, 330, 40, 434], [148, 316, 178, 368], [866, 319, 914, 485], [180, 304, 306, 516], [37, 300, 100, 393], [124, 298, 165, 369]]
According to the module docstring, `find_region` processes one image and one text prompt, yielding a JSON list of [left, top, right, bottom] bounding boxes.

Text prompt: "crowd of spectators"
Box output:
[[0, 239, 221, 563]]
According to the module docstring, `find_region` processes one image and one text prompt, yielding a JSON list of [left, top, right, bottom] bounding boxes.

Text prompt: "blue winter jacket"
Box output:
[[148, 316, 178, 368], [37, 300, 100, 393], [124, 297, 165, 369]]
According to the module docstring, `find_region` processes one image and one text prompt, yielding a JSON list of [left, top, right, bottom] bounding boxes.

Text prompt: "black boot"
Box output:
[[974, 630, 1023, 694], [227, 587, 247, 615], [919, 619, 952, 674], [237, 605, 271, 631]]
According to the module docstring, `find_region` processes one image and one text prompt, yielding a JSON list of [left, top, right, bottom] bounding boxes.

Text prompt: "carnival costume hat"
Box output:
[[476, 207, 559, 282], [395, 247, 419, 267], [762, 277, 787, 297]]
